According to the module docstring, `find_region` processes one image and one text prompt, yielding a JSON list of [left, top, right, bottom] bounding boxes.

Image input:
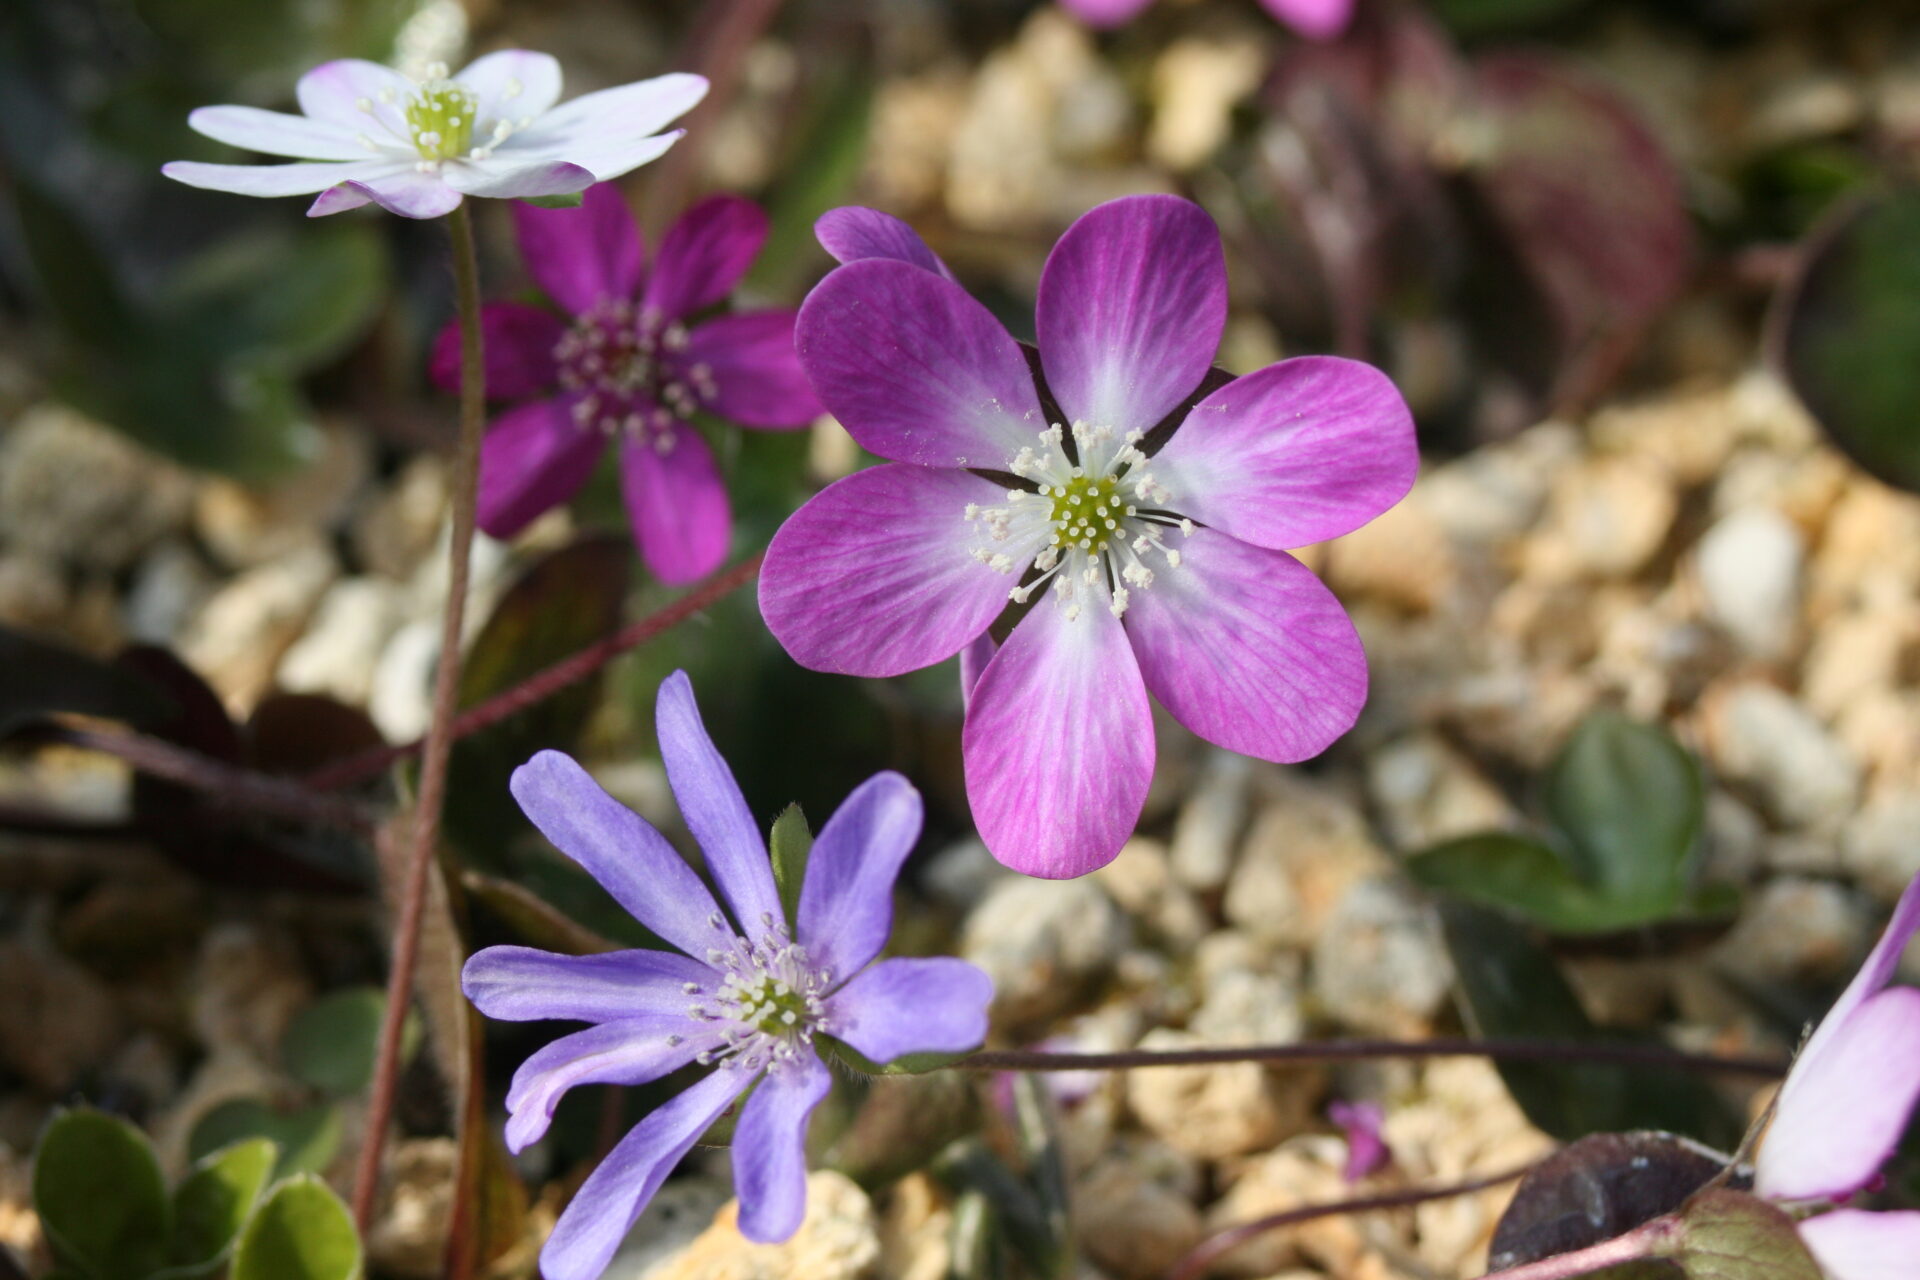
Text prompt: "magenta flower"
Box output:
[[164, 52, 704, 219], [1060, 0, 1354, 40], [1329, 1100, 1391, 1182], [1755, 871, 1920, 1278], [761, 197, 1415, 878], [430, 183, 821, 582], [462, 672, 993, 1280]]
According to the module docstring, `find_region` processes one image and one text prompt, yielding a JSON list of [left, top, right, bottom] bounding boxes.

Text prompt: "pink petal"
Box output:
[[960, 633, 996, 709], [680, 311, 821, 429], [1123, 528, 1367, 763], [476, 398, 605, 538], [1797, 1210, 1920, 1280], [1259, 0, 1355, 39], [1149, 356, 1418, 550], [512, 182, 646, 315], [429, 302, 565, 400], [455, 49, 564, 120], [186, 106, 369, 160], [508, 73, 708, 160], [732, 1055, 833, 1244], [643, 194, 768, 321], [619, 428, 730, 585], [1757, 986, 1920, 1203], [162, 158, 396, 198], [441, 158, 594, 199], [308, 182, 375, 216], [332, 168, 464, 219], [761, 464, 1025, 678], [1036, 195, 1226, 436], [1795, 873, 1920, 1083], [797, 258, 1045, 468], [295, 59, 413, 136], [964, 600, 1154, 878], [1058, 0, 1159, 26], [814, 206, 953, 278]]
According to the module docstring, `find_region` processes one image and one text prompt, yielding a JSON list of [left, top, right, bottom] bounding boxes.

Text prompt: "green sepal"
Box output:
[[821, 1035, 974, 1077], [521, 192, 585, 209], [769, 804, 813, 928]]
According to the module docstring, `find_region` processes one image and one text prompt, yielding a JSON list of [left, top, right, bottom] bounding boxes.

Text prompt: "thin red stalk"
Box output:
[[963, 1038, 1786, 1078], [1477, 1217, 1678, 1280], [351, 202, 488, 1232]]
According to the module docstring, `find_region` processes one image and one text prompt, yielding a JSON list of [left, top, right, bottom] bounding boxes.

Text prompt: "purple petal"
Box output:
[[475, 398, 604, 539], [1035, 195, 1226, 436], [960, 633, 996, 710], [796, 258, 1045, 468], [680, 311, 821, 429], [455, 49, 564, 120], [654, 671, 784, 937], [539, 1067, 750, 1280], [643, 194, 767, 322], [1757, 987, 1920, 1203], [1148, 357, 1418, 549], [503, 1016, 716, 1153], [461, 945, 713, 1022], [1123, 528, 1367, 763], [161, 158, 396, 198], [1259, 0, 1355, 39], [964, 601, 1154, 878], [1793, 872, 1920, 1084], [1797, 1210, 1920, 1280], [507, 73, 708, 159], [429, 302, 565, 400], [814, 207, 953, 279], [509, 749, 728, 958], [186, 106, 367, 160], [512, 182, 646, 314], [442, 158, 594, 199], [619, 429, 731, 585], [1329, 1101, 1390, 1182], [796, 772, 922, 981], [329, 168, 464, 219], [732, 1054, 832, 1244], [1058, 0, 1158, 25], [295, 59, 412, 134], [826, 957, 994, 1064], [760, 464, 1021, 677]]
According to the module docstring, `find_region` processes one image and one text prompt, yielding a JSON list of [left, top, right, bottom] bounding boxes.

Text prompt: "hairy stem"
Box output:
[[350, 201, 488, 1231], [963, 1038, 1786, 1078], [1477, 1217, 1677, 1280]]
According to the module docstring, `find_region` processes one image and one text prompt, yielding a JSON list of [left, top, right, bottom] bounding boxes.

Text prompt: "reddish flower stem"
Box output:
[[963, 1038, 1786, 1078]]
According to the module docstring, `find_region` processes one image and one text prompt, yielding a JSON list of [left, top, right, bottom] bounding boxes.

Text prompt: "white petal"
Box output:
[[187, 105, 374, 161], [335, 168, 465, 219], [161, 158, 397, 198], [296, 58, 414, 141], [507, 73, 707, 158], [440, 157, 594, 198], [456, 49, 563, 121]]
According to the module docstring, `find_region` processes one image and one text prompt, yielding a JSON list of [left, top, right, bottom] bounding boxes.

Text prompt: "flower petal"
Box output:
[[680, 311, 821, 428], [308, 183, 375, 217], [814, 206, 953, 279], [1791, 872, 1920, 1092], [654, 671, 784, 936], [1058, 0, 1158, 25], [461, 945, 713, 1022], [429, 302, 565, 399], [475, 398, 604, 539], [539, 1066, 750, 1280], [1259, 0, 1355, 39], [796, 258, 1045, 468], [503, 1016, 716, 1153], [1036, 194, 1226, 436], [796, 772, 923, 980], [509, 749, 728, 958], [643, 194, 767, 321], [508, 73, 708, 160], [161, 158, 395, 198], [826, 957, 994, 1065], [760, 463, 1022, 677], [1757, 986, 1920, 1203], [456, 48, 564, 121], [512, 181, 646, 314], [961, 633, 996, 709], [732, 1054, 833, 1244], [334, 167, 464, 219], [964, 600, 1154, 878], [1122, 528, 1367, 763], [186, 106, 370, 160], [441, 157, 594, 199], [1797, 1210, 1920, 1280], [296, 59, 413, 136], [1148, 357, 1418, 550], [534, 130, 686, 184], [618, 429, 731, 585]]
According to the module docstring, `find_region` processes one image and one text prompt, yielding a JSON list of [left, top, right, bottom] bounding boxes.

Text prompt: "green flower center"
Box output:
[[1043, 472, 1126, 555], [731, 975, 820, 1037], [406, 81, 478, 161]]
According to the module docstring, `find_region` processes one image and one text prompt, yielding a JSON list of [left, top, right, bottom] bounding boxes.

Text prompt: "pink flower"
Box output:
[[1330, 1100, 1391, 1182], [1059, 0, 1354, 40]]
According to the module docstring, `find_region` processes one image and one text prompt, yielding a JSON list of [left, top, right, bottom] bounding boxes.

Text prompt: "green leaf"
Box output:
[[230, 1176, 362, 1280], [521, 191, 585, 209], [8, 178, 136, 351], [769, 804, 812, 928], [460, 869, 620, 956], [1659, 1191, 1822, 1280], [1544, 712, 1702, 904], [746, 64, 873, 298], [32, 1109, 170, 1280], [1408, 833, 1657, 933], [281, 988, 419, 1097], [163, 1138, 277, 1277], [163, 224, 388, 370], [189, 1101, 341, 1181], [1775, 188, 1920, 495]]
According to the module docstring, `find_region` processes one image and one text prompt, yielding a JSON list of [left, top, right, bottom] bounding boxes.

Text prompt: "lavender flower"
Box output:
[[163, 52, 704, 219], [1329, 1100, 1390, 1182], [1059, 0, 1354, 40], [1755, 870, 1920, 1278], [462, 672, 993, 1280], [761, 197, 1416, 878], [428, 184, 820, 582]]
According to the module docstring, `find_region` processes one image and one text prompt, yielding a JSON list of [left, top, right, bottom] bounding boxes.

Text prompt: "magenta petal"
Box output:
[[1794, 873, 1920, 1080], [814, 206, 953, 279], [681, 311, 822, 429], [1058, 0, 1158, 25], [643, 194, 768, 321], [429, 302, 565, 399], [1797, 1210, 1920, 1280], [761, 464, 1022, 678], [1036, 195, 1226, 436], [1124, 529, 1366, 763], [827, 957, 994, 1064], [503, 1016, 714, 1153], [618, 428, 731, 585], [796, 259, 1046, 468], [461, 946, 712, 1023], [1757, 987, 1920, 1203], [512, 182, 646, 314], [539, 1068, 750, 1280], [1149, 357, 1418, 550], [1259, 0, 1354, 39], [960, 633, 996, 710], [475, 399, 605, 539], [732, 1054, 832, 1244], [796, 772, 922, 980], [964, 602, 1154, 878]]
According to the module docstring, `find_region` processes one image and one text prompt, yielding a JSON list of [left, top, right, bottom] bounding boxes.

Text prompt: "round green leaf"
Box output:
[[1661, 1190, 1823, 1280], [1543, 712, 1702, 905], [281, 988, 418, 1096], [163, 1138, 277, 1277], [32, 1109, 170, 1280], [189, 1100, 341, 1180], [230, 1176, 362, 1280]]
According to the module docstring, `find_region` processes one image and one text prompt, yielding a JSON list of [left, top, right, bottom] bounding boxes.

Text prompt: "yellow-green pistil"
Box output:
[[1040, 472, 1130, 555], [406, 81, 478, 162], [735, 976, 817, 1036]]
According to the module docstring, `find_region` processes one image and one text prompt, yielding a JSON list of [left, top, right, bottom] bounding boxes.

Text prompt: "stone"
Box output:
[[367, 1139, 455, 1278], [194, 424, 369, 570], [189, 923, 314, 1060], [178, 543, 337, 709], [1703, 682, 1861, 832], [1322, 491, 1459, 615], [1365, 733, 1515, 851], [1586, 385, 1741, 487], [1844, 791, 1920, 904], [0, 551, 66, 632], [1519, 454, 1677, 583], [1311, 876, 1454, 1037], [1800, 606, 1916, 721], [1695, 507, 1803, 659], [1189, 961, 1305, 1046], [1420, 422, 1579, 546], [0, 403, 193, 571], [1126, 1029, 1311, 1161], [0, 1142, 40, 1263], [1202, 1136, 1362, 1277], [1810, 478, 1920, 612], [1225, 777, 1389, 950], [961, 876, 1130, 1025], [351, 455, 448, 581], [1148, 35, 1267, 171], [923, 837, 1010, 910], [0, 931, 121, 1092], [1074, 1145, 1206, 1280], [1713, 877, 1867, 988], [369, 617, 441, 743], [1169, 750, 1253, 892], [607, 1178, 734, 1280], [122, 540, 217, 645], [1094, 837, 1208, 947], [876, 1173, 951, 1280], [277, 576, 407, 706], [642, 1171, 879, 1280]]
